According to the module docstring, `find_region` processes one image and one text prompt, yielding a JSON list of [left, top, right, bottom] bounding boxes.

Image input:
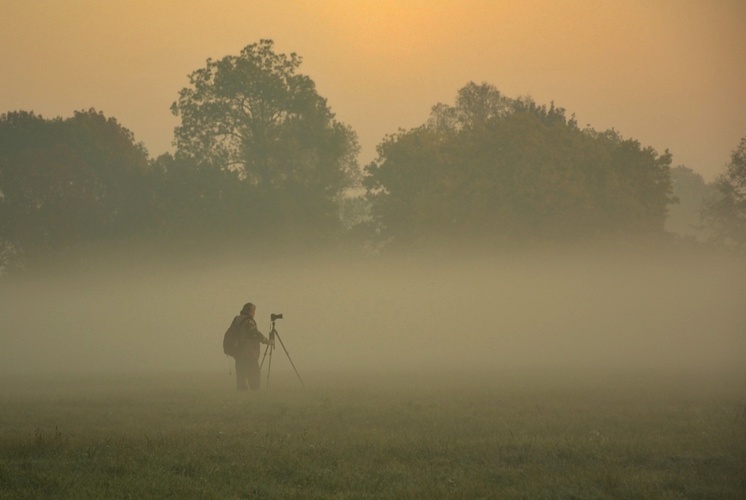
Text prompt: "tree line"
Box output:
[[1, 40, 743, 273]]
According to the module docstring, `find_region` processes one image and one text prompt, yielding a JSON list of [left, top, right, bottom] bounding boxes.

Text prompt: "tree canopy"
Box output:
[[0, 109, 151, 259], [363, 82, 674, 247], [705, 136, 746, 248], [666, 165, 716, 242], [171, 39, 360, 241], [2, 67, 736, 275]]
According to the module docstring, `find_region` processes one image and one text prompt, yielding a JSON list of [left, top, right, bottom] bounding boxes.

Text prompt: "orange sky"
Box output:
[[2, 0, 744, 181]]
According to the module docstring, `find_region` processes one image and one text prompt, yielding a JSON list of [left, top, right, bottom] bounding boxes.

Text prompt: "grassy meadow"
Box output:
[[1, 368, 744, 499]]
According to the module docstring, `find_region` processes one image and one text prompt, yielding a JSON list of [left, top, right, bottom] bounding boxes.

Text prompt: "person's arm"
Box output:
[[249, 319, 273, 344]]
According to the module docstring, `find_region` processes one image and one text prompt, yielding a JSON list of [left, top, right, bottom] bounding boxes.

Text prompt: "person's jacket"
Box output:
[[231, 314, 268, 359]]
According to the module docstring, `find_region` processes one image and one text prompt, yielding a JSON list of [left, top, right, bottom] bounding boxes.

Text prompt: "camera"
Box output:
[[271, 313, 283, 321]]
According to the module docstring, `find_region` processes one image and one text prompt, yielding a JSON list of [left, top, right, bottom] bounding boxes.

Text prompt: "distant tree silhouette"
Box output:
[[705, 136, 746, 248], [364, 82, 673, 247], [666, 165, 716, 242], [0, 109, 151, 260], [171, 39, 360, 243]]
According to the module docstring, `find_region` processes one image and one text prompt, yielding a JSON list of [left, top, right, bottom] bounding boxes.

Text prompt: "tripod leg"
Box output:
[[266, 344, 273, 389], [274, 331, 305, 387], [259, 343, 271, 370]]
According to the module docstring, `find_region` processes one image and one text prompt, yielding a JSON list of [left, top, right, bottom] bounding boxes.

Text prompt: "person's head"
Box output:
[[241, 302, 256, 318]]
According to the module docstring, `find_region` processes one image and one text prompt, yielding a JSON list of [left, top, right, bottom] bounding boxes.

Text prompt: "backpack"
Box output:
[[223, 316, 248, 357]]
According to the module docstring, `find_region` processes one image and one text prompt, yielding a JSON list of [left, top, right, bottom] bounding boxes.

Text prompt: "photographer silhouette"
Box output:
[[224, 302, 274, 391]]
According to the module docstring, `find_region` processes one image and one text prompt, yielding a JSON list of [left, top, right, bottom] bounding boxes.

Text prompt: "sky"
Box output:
[[1, 0, 744, 181]]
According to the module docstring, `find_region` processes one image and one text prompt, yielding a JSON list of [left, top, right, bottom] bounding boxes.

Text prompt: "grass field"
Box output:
[[1, 368, 744, 499]]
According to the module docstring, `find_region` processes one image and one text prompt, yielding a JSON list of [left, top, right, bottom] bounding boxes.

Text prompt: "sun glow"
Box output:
[[308, 0, 460, 64]]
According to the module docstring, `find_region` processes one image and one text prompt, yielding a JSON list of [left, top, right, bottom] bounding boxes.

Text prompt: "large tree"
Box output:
[[705, 136, 746, 248], [0, 109, 151, 258], [364, 82, 673, 247], [171, 39, 360, 241]]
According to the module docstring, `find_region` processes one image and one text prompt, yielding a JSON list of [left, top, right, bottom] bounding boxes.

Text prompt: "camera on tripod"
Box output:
[[271, 313, 283, 321]]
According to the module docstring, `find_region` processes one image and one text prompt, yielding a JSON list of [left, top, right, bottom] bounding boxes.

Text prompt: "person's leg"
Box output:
[[248, 359, 261, 391], [235, 358, 249, 391]]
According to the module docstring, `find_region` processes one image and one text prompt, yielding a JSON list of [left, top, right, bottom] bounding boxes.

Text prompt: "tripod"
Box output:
[[259, 319, 305, 389]]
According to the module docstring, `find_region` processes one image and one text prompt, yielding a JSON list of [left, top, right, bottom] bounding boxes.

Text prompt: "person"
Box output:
[[228, 302, 273, 391]]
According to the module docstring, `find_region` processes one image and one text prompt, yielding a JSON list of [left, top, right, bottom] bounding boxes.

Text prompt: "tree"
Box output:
[[171, 39, 360, 241], [705, 136, 746, 248], [363, 82, 673, 247], [666, 165, 716, 242], [148, 152, 250, 238], [0, 109, 151, 259]]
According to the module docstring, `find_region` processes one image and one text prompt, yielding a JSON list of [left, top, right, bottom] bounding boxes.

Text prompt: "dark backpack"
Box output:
[[223, 316, 247, 357]]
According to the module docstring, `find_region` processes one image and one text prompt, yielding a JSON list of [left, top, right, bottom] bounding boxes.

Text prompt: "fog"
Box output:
[[0, 245, 744, 378]]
